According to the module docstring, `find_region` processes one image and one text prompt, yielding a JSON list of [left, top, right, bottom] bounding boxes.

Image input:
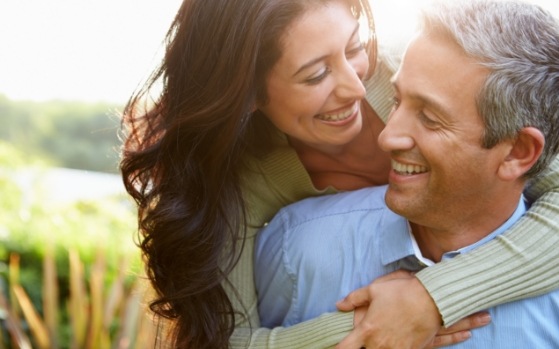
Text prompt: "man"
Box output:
[[254, 0, 559, 347]]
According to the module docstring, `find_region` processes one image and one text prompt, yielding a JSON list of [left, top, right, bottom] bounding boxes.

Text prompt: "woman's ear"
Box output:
[[498, 127, 545, 181], [251, 100, 260, 113]]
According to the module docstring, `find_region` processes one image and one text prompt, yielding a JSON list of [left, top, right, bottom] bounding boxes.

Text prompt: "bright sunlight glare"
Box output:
[[0, 0, 557, 104], [0, 0, 181, 104]]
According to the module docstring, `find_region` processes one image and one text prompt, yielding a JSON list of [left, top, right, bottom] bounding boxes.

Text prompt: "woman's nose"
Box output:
[[333, 61, 366, 100]]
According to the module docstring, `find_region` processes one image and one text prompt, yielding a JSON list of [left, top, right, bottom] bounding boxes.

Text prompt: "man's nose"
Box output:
[[378, 107, 415, 152]]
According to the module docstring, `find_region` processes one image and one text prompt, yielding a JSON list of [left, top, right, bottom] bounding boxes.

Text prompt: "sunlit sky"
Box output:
[[0, 0, 181, 104], [1, 0, 557, 105]]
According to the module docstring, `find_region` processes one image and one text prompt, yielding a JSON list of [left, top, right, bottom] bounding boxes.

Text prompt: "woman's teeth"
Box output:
[[317, 108, 353, 121], [392, 160, 428, 175]]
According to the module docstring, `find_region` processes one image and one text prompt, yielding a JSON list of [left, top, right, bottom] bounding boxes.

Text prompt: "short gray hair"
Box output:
[[420, 0, 559, 177]]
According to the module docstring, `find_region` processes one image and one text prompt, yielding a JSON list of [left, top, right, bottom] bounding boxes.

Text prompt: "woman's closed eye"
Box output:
[[305, 66, 332, 85]]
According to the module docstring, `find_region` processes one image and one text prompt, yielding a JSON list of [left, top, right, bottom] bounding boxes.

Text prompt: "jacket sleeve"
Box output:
[[416, 155, 559, 326]]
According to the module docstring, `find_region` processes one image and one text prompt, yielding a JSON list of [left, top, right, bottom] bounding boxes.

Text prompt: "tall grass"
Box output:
[[1, 141, 157, 348], [1, 251, 156, 349]]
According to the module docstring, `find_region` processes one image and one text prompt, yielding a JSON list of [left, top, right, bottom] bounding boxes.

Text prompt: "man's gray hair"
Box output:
[[420, 0, 559, 177]]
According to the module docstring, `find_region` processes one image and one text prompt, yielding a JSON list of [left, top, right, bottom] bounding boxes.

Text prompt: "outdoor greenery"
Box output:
[[0, 94, 122, 174], [1, 95, 155, 348]]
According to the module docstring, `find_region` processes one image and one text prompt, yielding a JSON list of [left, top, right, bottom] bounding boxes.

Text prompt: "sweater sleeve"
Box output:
[[416, 154, 559, 326], [230, 313, 354, 349]]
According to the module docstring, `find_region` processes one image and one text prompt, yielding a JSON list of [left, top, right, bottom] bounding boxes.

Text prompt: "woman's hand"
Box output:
[[335, 270, 491, 348]]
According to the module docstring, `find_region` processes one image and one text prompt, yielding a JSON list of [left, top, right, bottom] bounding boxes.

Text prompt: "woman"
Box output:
[[119, 0, 559, 348]]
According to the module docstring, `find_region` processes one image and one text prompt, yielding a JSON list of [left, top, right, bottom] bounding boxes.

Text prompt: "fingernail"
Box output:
[[479, 313, 491, 324]]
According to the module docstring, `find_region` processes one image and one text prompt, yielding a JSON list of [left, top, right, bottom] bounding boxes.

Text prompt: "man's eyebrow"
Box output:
[[292, 23, 361, 78], [391, 77, 452, 118]]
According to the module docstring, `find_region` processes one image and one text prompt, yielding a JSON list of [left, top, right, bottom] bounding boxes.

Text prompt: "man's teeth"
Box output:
[[392, 160, 427, 175], [318, 108, 353, 121]]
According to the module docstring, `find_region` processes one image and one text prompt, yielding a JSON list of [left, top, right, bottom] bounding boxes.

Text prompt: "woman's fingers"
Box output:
[[336, 286, 372, 311], [437, 312, 491, 335], [428, 312, 491, 348], [336, 270, 416, 311]]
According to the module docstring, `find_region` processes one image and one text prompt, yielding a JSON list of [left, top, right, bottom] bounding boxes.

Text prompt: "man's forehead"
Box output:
[[393, 31, 489, 115]]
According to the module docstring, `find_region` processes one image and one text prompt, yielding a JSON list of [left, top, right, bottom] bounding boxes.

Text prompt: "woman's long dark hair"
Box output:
[[119, 0, 375, 347]]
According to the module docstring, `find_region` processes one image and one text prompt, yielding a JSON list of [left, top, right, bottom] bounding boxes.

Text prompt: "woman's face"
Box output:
[[258, 1, 369, 152]]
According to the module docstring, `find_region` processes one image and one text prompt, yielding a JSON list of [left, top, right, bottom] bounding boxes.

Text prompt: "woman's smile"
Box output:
[[315, 102, 359, 125]]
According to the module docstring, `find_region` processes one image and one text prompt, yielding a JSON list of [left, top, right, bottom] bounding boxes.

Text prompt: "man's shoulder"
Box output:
[[274, 185, 389, 227]]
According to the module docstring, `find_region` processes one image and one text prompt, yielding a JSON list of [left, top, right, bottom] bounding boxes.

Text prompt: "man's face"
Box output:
[[378, 32, 511, 230]]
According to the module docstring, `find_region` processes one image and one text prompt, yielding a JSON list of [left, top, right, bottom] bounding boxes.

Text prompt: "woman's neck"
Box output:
[[289, 102, 391, 191]]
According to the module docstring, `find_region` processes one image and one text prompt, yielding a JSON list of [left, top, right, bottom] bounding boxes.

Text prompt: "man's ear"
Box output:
[[498, 127, 545, 181]]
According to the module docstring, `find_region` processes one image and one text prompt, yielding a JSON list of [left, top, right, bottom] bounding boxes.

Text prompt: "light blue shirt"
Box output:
[[254, 185, 559, 348]]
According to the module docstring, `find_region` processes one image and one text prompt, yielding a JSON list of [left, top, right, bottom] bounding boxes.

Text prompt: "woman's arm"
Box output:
[[229, 222, 484, 349], [230, 313, 353, 349]]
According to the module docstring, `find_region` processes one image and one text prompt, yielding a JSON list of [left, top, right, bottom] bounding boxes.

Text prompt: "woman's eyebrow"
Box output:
[[292, 23, 360, 78]]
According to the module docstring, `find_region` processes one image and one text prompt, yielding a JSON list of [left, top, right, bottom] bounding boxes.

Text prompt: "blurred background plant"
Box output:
[[0, 96, 155, 348]]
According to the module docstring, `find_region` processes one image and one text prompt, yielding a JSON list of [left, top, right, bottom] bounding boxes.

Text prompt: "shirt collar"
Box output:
[[380, 209, 416, 265], [442, 195, 528, 260], [380, 195, 528, 266]]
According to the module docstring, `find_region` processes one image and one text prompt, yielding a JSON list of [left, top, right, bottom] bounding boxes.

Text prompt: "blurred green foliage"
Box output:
[[0, 100, 147, 347], [0, 94, 122, 173], [0, 132, 140, 280]]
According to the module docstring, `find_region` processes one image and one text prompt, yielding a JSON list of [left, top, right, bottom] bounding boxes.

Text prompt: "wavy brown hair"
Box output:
[[119, 0, 376, 347]]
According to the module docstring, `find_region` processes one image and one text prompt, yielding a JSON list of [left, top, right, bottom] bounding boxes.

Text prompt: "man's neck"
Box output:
[[410, 196, 524, 262]]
